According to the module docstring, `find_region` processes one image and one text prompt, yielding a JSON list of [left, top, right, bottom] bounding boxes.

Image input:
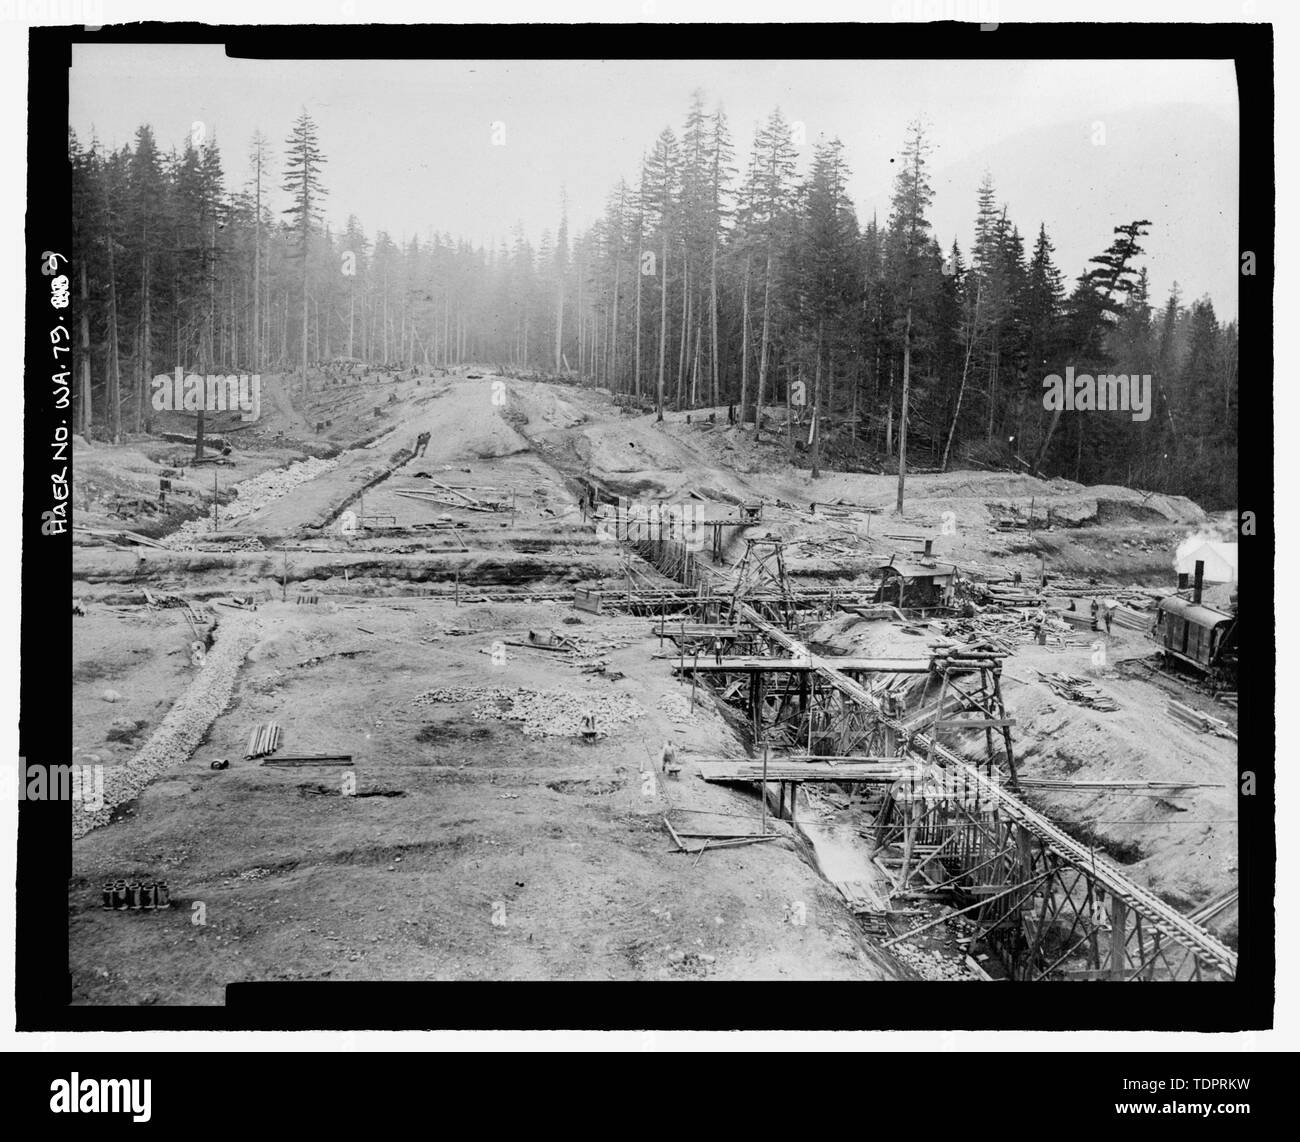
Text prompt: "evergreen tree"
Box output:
[[282, 109, 327, 395]]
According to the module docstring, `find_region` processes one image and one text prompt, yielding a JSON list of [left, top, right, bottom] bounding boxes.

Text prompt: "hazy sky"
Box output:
[[70, 47, 1239, 313]]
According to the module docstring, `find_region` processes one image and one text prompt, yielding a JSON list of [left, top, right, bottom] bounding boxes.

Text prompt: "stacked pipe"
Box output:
[[101, 880, 170, 910], [245, 722, 283, 759]]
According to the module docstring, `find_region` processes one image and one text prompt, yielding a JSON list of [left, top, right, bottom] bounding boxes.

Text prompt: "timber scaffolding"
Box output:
[[616, 526, 861, 623], [618, 531, 1236, 982]]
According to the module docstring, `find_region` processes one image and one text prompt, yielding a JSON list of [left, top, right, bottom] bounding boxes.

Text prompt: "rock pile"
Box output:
[[655, 692, 697, 724], [413, 685, 646, 739], [72, 612, 262, 839], [890, 940, 981, 981], [163, 456, 339, 548]]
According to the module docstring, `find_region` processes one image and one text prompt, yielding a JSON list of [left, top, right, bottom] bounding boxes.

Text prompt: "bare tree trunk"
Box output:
[[756, 250, 772, 437], [555, 270, 564, 374], [690, 322, 701, 406], [739, 256, 750, 424], [300, 234, 310, 398], [103, 196, 121, 444], [987, 338, 998, 439], [209, 218, 217, 371], [885, 358, 894, 457], [78, 260, 92, 436], [676, 262, 689, 410], [826, 345, 835, 424], [137, 254, 150, 433], [252, 163, 261, 372], [634, 226, 643, 398], [656, 227, 668, 421], [610, 245, 622, 392], [851, 360, 859, 443], [710, 234, 720, 407], [786, 364, 796, 457], [896, 305, 912, 513], [811, 322, 824, 479], [941, 283, 981, 472]]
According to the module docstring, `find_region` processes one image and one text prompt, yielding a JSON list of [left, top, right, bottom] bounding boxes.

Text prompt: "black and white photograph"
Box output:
[[4, 1, 1286, 1079]]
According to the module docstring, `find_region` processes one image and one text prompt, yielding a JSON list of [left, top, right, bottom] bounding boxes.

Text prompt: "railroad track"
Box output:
[[737, 603, 1239, 980]]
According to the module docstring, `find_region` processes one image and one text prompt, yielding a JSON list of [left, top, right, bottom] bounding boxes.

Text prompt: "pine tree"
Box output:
[[796, 137, 859, 476], [248, 131, 271, 372], [642, 128, 679, 421], [282, 109, 327, 396], [1034, 219, 1150, 473], [886, 120, 935, 511], [735, 108, 798, 433]]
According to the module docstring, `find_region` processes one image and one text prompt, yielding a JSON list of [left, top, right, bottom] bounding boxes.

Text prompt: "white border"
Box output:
[[0, 0, 1288, 1052]]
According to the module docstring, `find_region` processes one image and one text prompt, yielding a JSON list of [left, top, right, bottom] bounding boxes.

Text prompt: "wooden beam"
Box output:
[[697, 760, 919, 783], [934, 718, 1018, 730], [677, 656, 933, 673]]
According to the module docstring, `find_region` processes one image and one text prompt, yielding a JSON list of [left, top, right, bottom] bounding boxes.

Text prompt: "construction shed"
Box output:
[[872, 559, 957, 610]]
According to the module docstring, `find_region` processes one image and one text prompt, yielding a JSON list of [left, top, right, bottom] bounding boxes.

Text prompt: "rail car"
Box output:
[[1152, 595, 1238, 687]]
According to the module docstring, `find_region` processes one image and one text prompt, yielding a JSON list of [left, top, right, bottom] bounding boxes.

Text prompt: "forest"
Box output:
[[68, 90, 1239, 508]]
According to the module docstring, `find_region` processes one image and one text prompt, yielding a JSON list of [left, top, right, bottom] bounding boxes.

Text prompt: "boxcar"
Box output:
[[1152, 596, 1238, 686]]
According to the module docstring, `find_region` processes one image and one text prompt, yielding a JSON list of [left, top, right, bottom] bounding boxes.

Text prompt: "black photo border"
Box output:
[[20, 18, 1274, 1033]]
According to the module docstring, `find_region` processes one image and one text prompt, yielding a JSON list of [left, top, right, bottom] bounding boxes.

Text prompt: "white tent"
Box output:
[[1175, 541, 1238, 584]]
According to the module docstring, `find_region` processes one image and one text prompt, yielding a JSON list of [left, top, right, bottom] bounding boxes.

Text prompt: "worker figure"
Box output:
[[1090, 598, 1100, 632], [661, 740, 677, 773], [1034, 606, 1048, 646], [713, 636, 724, 666], [1104, 600, 1116, 635], [581, 712, 598, 742]]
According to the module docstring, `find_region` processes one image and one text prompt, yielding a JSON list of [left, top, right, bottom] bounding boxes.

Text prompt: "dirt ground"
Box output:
[[70, 599, 899, 999], [73, 608, 196, 777], [70, 367, 1239, 998]]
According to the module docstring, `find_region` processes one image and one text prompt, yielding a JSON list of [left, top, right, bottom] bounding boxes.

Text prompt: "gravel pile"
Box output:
[[890, 940, 981, 981], [655, 692, 697, 724], [73, 612, 262, 839], [164, 456, 339, 548], [413, 685, 647, 739]]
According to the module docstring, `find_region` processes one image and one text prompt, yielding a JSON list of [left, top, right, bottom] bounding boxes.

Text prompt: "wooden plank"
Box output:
[[934, 718, 1017, 730], [689, 755, 905, 764], [260, 754, 353, 766], [677, 656, 932, 673], [424, 478, 482, 507], [697, 760, 918, 783]]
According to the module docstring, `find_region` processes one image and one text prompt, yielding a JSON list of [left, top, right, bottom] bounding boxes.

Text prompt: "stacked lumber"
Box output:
[[394, 487, 503, 512], [1038, 672, 1120, 711], [1168, 700, 1237, 741], [1109, 604, 1153, 631]]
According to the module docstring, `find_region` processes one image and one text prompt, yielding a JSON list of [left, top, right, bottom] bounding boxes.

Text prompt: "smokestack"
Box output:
[[1193, 560, 1204, 605]]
